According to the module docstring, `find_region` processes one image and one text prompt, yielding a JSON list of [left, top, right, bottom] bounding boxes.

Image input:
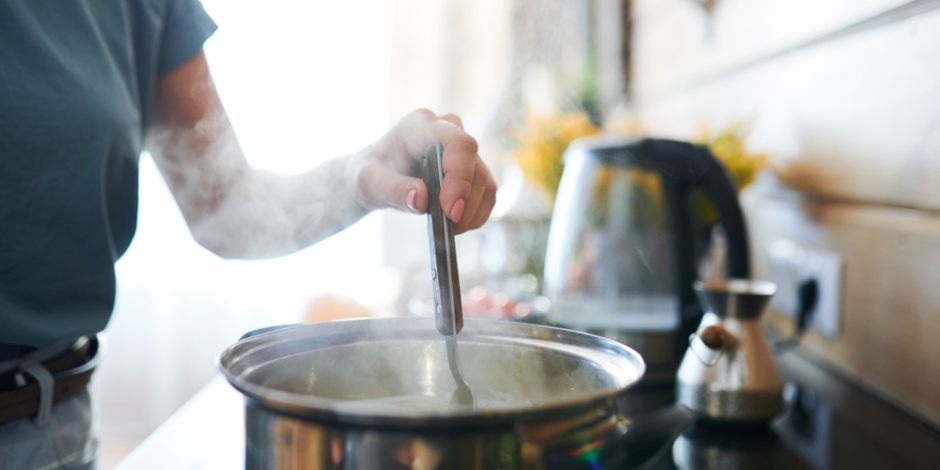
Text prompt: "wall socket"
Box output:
[[766, 240, 844, 338]]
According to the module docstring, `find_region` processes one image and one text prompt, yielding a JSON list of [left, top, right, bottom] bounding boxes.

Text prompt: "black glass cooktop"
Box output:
[[614, 351, 940, 470]]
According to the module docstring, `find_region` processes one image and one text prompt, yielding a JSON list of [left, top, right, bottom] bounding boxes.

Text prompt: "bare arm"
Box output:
[[148, 51, 496, 259]]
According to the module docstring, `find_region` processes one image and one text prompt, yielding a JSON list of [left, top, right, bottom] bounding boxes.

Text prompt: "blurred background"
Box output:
[[95, 0, 940, 467]]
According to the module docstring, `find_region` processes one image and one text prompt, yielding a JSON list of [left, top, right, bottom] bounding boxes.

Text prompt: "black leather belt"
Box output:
[[0, 335, 102, 426]]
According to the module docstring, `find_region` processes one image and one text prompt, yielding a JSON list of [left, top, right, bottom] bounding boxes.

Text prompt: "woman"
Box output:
[[0, 1, 496, 467]]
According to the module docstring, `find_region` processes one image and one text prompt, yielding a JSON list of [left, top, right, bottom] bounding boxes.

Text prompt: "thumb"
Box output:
[[355, 162, 428, 214]]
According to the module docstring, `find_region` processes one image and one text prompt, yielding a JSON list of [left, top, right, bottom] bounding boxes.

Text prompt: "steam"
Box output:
[[146, 111, 369, 259], [512, 0, 606, 118]]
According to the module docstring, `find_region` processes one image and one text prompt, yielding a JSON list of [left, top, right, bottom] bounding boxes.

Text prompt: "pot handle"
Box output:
[[238, 324, 303, 341], [540, 405, 695, 469], [688, 324, 738, 366]]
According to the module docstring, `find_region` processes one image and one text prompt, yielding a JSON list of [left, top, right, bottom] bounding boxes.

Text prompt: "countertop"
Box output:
[[662, 351, 940, 469], [115, 376, 244, 470], [117, 348, 940, 470]]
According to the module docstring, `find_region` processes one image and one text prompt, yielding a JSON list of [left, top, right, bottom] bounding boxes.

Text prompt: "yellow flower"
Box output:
[[512, 110, 601, 201], [695, 124, 768, 192], [693, 123, 769, 226]]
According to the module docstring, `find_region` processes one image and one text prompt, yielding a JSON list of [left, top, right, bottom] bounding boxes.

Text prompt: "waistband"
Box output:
[[0, 334, 104, 427], [0, 338, 81, 375]]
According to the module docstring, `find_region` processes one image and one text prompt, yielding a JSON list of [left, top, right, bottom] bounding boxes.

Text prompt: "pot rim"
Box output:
[[218, 318, 646, 428]]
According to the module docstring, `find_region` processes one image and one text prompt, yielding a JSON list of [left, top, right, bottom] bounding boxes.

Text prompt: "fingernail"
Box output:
[[450, 198, 465, 224], [406, 189, 418, 213]]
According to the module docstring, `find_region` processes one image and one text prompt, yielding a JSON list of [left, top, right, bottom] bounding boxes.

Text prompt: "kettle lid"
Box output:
[[693, 279, 776, 319]]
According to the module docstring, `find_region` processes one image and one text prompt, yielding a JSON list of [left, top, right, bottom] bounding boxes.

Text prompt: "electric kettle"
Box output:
[[543, 136, 750, 385]]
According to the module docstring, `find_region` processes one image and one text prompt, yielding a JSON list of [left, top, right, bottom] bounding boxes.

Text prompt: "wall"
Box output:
[[630, 0, 940, 427]]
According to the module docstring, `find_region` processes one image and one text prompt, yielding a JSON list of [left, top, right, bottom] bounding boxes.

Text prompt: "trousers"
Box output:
[[0, 390, 97, 470]]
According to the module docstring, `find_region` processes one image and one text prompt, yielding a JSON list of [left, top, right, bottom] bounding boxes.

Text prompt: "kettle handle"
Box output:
[[638, 139, 750, 279], [694, 145, 751, 279]]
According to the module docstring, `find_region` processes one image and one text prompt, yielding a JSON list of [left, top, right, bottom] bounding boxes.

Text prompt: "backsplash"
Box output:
[[744, 179, 940, 427], [630, 0, 940, 427]]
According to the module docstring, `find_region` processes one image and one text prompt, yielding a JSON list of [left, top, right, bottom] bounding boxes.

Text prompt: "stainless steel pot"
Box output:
[[220, 318, 692, 469]]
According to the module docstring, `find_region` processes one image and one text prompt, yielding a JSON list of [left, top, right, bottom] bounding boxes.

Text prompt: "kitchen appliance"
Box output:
[[219, 318, 694, 469], [135, 329, 940, 469], [673, 423, 782, 469], [677, 279, 783, 423], [543, 136, 751, 385]]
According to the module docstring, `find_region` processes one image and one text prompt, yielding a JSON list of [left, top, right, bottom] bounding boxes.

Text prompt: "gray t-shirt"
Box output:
[[0, 0, 217, 357]]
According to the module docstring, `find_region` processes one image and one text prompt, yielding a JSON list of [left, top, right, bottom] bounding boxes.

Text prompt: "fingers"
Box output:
[[370, 109, 496, 230], [397, 109, 477, 167], [453, 160, 490, 233], [461, 177, 497, 233], [353, 161, 428, 214], [438, 140, 478, 223], [438, 113, 464, 129]]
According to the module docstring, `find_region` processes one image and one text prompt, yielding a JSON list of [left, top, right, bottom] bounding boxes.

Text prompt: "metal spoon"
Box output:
[[445, 335, 475, 409], [423, 144, 475, 410]]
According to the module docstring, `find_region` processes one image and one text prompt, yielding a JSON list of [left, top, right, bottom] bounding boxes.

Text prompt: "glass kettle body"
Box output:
[[543, 138, 678, 331], [543, 136, 751, 381]]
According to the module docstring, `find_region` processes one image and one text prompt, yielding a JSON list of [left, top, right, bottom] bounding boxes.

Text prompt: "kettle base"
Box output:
[[677, 383, 783, 424]]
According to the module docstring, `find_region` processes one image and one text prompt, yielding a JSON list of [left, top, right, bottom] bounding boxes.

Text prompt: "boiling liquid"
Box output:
[[333, 386, 526, 413]]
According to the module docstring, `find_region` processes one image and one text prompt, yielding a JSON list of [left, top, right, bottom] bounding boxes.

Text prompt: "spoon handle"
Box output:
[[423, 144, 463, 335]]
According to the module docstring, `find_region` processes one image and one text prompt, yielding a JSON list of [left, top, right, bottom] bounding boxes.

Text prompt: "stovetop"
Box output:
[[610, 351, 940, 470], [114, 328, 940, 470]]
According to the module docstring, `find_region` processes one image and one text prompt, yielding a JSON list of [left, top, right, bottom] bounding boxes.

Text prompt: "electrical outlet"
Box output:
[[766, 240, 844, 338]]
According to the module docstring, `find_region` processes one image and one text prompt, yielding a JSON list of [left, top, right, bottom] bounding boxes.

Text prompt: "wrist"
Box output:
[[342, 147, 374, 212]]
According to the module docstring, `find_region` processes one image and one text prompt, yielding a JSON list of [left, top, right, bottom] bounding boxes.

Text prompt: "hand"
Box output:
[[151, 54, 493, 258], [347, 109, 497, 233]]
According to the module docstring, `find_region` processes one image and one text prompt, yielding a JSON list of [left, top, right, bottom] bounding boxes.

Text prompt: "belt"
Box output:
[[0, 334, 103, 426]]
